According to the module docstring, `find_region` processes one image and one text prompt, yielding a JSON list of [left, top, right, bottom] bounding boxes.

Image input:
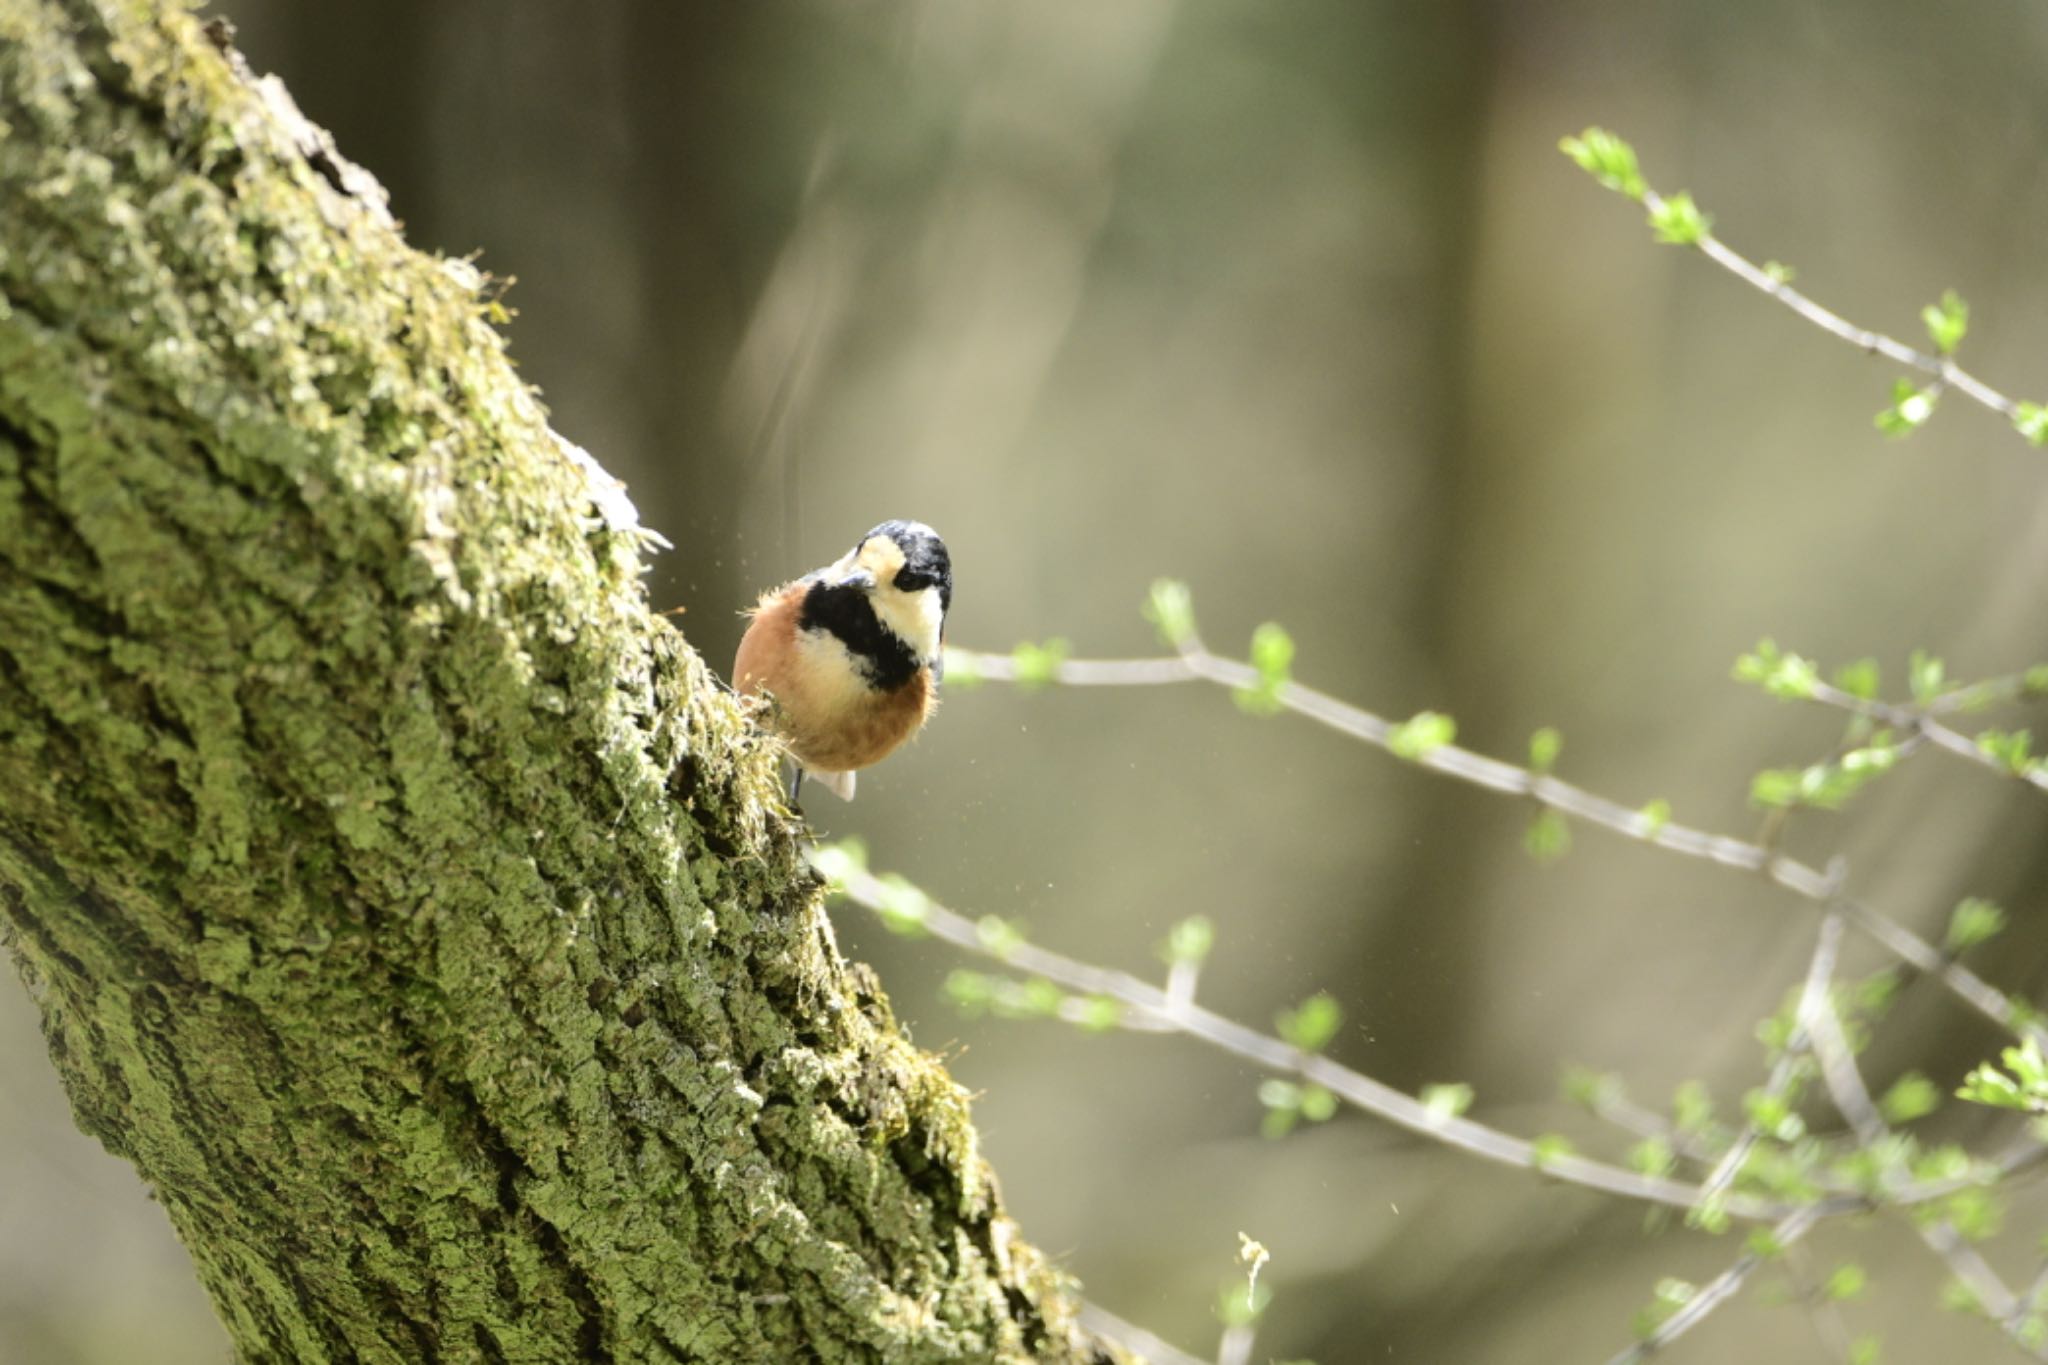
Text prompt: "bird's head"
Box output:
[[816, 520, 951, 665]]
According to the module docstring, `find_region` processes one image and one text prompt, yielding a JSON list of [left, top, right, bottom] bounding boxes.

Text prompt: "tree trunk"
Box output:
[[0, 3, 1109, 1360]]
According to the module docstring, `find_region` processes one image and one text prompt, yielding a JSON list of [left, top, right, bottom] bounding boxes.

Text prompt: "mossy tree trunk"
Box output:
[[0, 4, 1107, 1360]]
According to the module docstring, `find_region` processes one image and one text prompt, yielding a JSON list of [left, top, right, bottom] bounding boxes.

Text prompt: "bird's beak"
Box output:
[[834, 568, 876, 592]]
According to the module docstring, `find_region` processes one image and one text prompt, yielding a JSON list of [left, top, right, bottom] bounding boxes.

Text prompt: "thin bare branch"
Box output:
[[1802, 922, 2047, 1358], [1698, 909, 1846, 1208], [1803, 679, 2048, 794], [1638, 187, 2026, 433], [1603, 1206, 1823, 1365], [949, 643, 2040, 1043], [823, 856, 1892, 1223]]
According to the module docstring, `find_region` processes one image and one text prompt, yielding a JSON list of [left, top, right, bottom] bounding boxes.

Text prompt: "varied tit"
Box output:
[[733, 520, 952, 802]]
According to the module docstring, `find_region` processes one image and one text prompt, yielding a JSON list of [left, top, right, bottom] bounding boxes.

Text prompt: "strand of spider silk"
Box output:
[[1602, 1204, 1824, 1365], [828, 862, 1827, 1223], [1802, 946, 2045, 1356], [1635, 187, 2019, 425], [946, 644, 2030, 1041]]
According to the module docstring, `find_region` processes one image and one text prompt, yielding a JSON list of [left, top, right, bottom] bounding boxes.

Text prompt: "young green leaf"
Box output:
[[1909, 650, 1946, 702], [1746, 1226, 1786, 1260], [1629, 1135, 1676, 1178], [944, 970, 996, 1014], [1879, 1072, 1940, 1124], [993, 977, 1064, 1020], [1832, 657, 1880, 701], [1074, 995, 1122, 1032], [1673, 1079, 1714, 1135], [1258, 1079, 1302, 1139], [1634, 1279, 1698, 1338], [2014, 402, 2048, 447], [1561, 1065, 1620, 1110], [1420, 1082, 1475, 1124], [1523, 808, 1571, 864], [1144, 579, 1197, 649], [1686, 1197, 1732, 1236], [974, 915, 1027, 959], [1743, 1087, 1805, 1142], [1249, 621, 1294, 684], [1875, 379, 1938, 437], [1824, 1263, 1869, 1302], [1637, 798, 1672, 838], [1558, 127, 1647, 199], [1958, 1038, 2048, 1112], [1235, 622, 1294, 714], [874, 874, 932, 935], [1009, 638, 1069, 690], [1388, 710, 1456, 761], [1749, 737, 1903, 811], [1735, 638, 1822, 699], [1922, 289, 1969, 355], [1528, 726, 1562, 773], [1277, 992, 1344, 1053], [1944, 1186, 2003, 1242], [1974, 727, 2034, 775], [1647, 192, 1712, 246], [1945, 898, 2006, 955], [1161, 915, 1216, 967]]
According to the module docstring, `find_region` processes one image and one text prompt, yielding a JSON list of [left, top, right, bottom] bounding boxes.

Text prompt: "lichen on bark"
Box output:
[[0, 3, 1115, 1360]]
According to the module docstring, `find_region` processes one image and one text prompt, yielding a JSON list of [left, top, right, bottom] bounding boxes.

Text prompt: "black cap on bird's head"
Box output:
[[860, 520, 952, 616]]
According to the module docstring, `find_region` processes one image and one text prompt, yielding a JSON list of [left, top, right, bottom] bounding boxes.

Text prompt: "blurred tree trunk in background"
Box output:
[[0, 4, 1109, 1360]]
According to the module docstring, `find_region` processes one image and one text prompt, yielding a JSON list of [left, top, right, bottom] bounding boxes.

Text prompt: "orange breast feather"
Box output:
[[734, 585, 933, 774]]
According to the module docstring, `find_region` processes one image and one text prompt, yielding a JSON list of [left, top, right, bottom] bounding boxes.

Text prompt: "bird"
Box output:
[[732, 519, 951, 802]]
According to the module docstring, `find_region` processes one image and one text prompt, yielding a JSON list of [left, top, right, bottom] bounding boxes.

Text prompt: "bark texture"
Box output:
[[0, 4, 1108, 1361]]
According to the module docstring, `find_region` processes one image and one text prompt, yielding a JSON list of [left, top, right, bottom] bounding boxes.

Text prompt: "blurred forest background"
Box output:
[[8, 2, 2048, 1361]]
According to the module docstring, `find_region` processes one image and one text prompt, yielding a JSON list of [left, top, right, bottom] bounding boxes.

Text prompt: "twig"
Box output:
[[1603, 1205, 1823, 1365], [1636, 187, 2025, 430], [1800, 921, 2048, 1359], [1585, 1086, 1722, 1168], [948, 643, 2040, 1044], [1697, 907, 1846, 1208], [1784, 1243, 1861, 1364], [2013, 1259, 2048, 1341], [825, 856, 1801, 1219], [1803, 678, 2048, 794], [822, 850, 2037, 1217]]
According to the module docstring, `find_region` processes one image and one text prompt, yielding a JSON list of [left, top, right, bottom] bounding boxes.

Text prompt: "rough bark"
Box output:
[[0, 4, 1109, 1361]]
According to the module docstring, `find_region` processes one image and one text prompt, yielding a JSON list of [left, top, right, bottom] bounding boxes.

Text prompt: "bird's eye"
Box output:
[[893, 568, 931, 593]]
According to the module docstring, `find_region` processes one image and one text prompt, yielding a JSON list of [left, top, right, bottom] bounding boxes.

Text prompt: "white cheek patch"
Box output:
[[870, 585, 944, 662]]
